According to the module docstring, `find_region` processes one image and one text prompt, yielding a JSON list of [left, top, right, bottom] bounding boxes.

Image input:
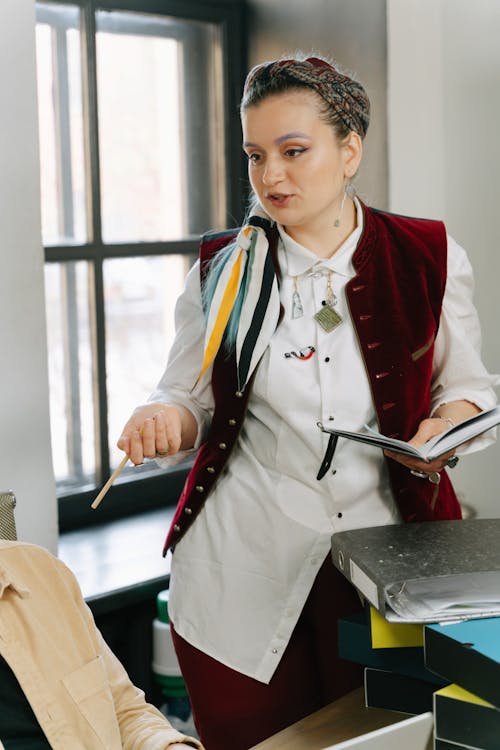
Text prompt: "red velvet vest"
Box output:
[[163, 203, 461, 554]]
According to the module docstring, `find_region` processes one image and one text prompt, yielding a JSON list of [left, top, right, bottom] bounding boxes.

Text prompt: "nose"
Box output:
[[262, 156, 285, 186]]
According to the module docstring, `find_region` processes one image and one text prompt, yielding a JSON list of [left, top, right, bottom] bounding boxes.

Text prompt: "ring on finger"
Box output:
[[428, 471, 441, 485], [446, 455, 459, 469]]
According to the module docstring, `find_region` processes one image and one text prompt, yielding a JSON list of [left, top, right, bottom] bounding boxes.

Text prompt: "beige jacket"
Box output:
[[0, 540, 201, 749]]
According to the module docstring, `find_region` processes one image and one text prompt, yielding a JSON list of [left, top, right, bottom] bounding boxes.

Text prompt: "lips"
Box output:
[[266, 193, 293, 207]]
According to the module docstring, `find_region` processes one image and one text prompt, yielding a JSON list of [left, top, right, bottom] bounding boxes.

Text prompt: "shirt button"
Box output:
[[228, 418, 237, 426], [272, 648, 278, 654], [184, 507, 193, 515], [337, 512, 343, 518], [206, 466, 216, 474], [235, 391, 243, 398], [195, 485, 204, 493], [219, 442, 227, 450], [173, 524, 181, 532], [332, 469, 337, 475], [324, 357, 330, 363]]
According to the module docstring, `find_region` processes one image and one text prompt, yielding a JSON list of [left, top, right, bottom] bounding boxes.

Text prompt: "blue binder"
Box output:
[[425, 617, 500, 708]]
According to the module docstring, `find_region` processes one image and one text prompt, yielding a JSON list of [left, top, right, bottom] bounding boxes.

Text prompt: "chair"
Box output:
[[0, 490, 17, 540]]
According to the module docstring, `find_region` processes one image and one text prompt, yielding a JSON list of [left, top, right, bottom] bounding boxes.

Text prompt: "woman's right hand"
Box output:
[[117, 403, 184, 465]]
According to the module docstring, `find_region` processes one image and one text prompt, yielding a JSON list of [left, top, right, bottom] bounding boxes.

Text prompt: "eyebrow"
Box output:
[[243, 131, 312, 149]]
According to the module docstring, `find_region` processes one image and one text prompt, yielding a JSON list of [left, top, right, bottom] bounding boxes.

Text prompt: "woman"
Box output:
[[118, 55, 498, 749]]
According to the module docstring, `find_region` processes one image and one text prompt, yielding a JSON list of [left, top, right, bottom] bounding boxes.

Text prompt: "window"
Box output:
[[35, 0, 245, 530]]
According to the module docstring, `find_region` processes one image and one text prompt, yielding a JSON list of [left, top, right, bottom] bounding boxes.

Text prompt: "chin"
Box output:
[[264, 205, 299, 225]]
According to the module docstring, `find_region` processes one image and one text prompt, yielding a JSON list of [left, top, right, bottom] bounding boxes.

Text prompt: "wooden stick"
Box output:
[[91, 454, 129, 509]]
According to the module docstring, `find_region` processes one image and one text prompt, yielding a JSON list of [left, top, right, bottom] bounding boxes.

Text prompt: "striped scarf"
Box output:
[[195, 215, 280, 392]]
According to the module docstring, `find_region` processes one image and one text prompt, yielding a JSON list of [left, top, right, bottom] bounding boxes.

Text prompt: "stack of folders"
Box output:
[[425, 617, 500, 749], [333, 519, 500, 746], [338, 605, 447, 716]]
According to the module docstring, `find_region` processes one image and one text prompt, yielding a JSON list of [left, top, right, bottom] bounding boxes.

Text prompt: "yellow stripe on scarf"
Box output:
[[194, 248, 244, 388]]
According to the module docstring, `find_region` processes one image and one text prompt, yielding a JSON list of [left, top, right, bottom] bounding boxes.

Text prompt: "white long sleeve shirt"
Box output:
[[151, 202, 498, 683]]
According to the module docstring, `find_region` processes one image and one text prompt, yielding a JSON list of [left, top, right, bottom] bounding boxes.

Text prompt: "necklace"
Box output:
[[291, 276, 304, 319], [290, 268, 343, 332], [313, 270, 343, 332]]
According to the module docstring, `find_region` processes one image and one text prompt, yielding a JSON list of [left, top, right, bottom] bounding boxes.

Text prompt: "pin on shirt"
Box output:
[[284, 346, 315, 361]]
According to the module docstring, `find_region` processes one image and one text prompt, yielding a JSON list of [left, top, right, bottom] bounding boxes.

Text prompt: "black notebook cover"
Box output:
[[425, 618, 500, 709], [434, 685, 500, 749], [364, 668, 439, 715], [338, 610, 446, 685]]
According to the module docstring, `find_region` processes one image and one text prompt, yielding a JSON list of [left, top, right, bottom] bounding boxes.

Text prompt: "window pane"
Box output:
[[104, 255, 191, 472], [96, 11, 225, 242], [45, 262, 96, 490], [36, 4, 87, 245]]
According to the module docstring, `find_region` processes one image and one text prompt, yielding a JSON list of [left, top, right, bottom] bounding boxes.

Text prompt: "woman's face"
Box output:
[[241, 90, 361, 236]]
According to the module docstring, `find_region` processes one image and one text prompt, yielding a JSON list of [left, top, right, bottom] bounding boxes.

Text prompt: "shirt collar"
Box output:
[[277, 196, 364, 278], [0, 549, 31, 599]]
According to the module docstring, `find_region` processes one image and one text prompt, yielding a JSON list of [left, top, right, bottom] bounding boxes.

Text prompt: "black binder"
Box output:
[[331, 519, 500, 622]]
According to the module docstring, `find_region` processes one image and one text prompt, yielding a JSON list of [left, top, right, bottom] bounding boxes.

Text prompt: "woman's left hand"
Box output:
[[384, 416, 456, 476]]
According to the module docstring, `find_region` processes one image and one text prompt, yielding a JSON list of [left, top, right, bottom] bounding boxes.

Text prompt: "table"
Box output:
[[250, 687, 410, 749]]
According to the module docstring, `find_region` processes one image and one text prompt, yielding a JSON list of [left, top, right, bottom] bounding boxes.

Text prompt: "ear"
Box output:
[[342, 131, 363, 179]]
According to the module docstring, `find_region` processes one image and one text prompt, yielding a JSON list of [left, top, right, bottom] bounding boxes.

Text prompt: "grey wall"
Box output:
[[246, 0, 388, 209], [388, 0, 500, 518], [0, 0, 58, 550]]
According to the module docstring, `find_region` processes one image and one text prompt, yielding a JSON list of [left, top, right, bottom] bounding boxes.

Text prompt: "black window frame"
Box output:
[[37, 0, 247, 531]]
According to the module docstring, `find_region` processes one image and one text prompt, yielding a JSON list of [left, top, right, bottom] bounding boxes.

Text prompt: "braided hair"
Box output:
[[241, 54, 370, 141]]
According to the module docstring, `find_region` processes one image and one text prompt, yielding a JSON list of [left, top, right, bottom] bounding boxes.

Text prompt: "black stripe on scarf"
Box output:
[[237, 248, 276, 390]]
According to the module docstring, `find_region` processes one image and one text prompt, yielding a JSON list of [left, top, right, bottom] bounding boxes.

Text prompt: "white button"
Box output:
[[272, 648, 278, 654]]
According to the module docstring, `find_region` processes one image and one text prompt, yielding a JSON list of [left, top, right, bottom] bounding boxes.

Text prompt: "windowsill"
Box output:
[[58, 507, 174, 616]]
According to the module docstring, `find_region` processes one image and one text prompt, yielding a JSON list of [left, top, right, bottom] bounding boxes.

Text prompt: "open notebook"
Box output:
[[318, 404, 500, 462]]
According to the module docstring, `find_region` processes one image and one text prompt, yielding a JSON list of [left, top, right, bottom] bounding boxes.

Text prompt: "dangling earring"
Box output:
[[333, 186, 348, 228], [346, 182, 356, 199], [333, 182, 355, 228]]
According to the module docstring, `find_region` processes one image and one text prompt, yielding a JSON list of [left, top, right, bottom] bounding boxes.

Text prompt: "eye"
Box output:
[[246, 152, 262, 164], [284, 147, 307, 158]]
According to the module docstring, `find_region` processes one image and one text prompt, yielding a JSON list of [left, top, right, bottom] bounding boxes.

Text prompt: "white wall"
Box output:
[[0, 0, 58, 550], [388, 0, 500, 517]]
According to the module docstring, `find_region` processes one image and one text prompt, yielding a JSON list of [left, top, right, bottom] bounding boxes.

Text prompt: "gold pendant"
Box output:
[[314, 304, 343, 333]]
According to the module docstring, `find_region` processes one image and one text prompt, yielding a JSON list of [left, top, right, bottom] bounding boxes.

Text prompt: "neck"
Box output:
[[284, 198, 357, 259]]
